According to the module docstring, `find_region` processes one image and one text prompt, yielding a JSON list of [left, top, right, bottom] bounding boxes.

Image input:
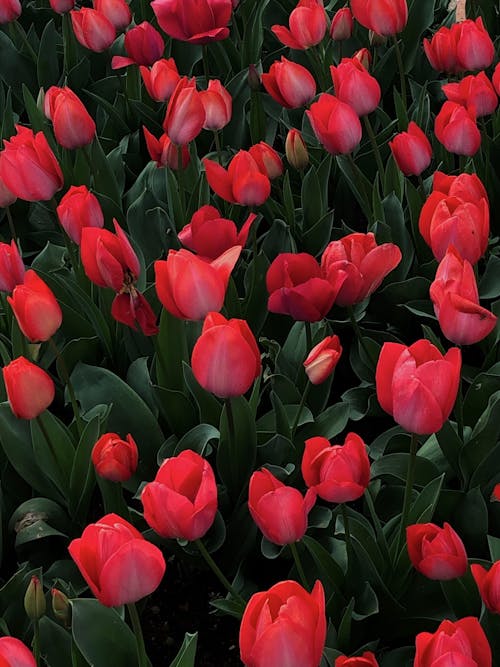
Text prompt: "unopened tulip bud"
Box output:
[[353, 48, 372, 70], [304, 335, 342, 384], [24, 576, 46, 620], [330, 7, 353, 41], [285, 129, 309, 170], [247, 64, 261, 91], [51, 588, 71, 626]]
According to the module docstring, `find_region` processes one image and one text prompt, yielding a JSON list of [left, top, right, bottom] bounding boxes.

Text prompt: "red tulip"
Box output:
[[3, 357, 55, 420], [68, 513, 166, 607], [285, 128, 309, 170], [0, 174, 16, 207], [163, 77, 205, 146], [430, 246, 497, 345], [321, 232, 401, 306], [353, 47, 372, 70], [0, 126, 64, 202], [471, 561, 500, 614], [304, 335, 342, 385], [143, 127, 190, 169], [152, 0, 232, 44], [199, 79, 232, 131], [271, 0, 327, 50], [203, 151, 271, 206], [376, 339, 461, 435], [434, 101, 481, 156], [0, 240, 25, 293], [140, 58, 180, 102], [91, 432, 138, 482], [93, 0, 131, 31], [240, 579, 326, 667], [302, 433, 370, 503], [266, 252, 346, 322], [191, 312, 261, 398], [70, 8, 116, 52], [8, 270, 62, 342], [155, 246, 240, 320], [330, 8, 353, 41], [56, 185, 104, 244], [407, 522, 468, 580], [306, 94, 362, 155], [142, 450, 217, 540], [111, 291, 159, 336], [248, 142, 284, 180], [248, 468, 316, 545], [336, 653, 379, 667], [455, 18, 494, 72], [111, 21, 164, 69], [178, 205, 256, 261], [424, 25, 461, 73], [389, 122, 432, 176], [0, 637, 36, 667], [49, 0, 74, 13], [330, 58, 381, 117], [350, 0, 408, 36], [44, 86, 96, 149], [414, 617, 491, 667], [0, 0, 21, 22], [442, 72, 498, 118], [262, 57, 316, 109], [492, 484, 500, 503], [493, 63, 500, 97]]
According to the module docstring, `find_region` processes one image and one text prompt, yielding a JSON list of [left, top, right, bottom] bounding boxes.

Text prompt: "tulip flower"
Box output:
[[142, 450, 218, 540], [178, 205, 256, 261], [70, 8, 116, 52], [152, 0, 232, 44], [389, 122, 432, 177], [199, 79, 232, 131], [330, 7, 353, 41], [0, 126, 64, 202], [140, 58, 180, 102], [455, 18, 494, 72], [0, 0, 21, 22], [143, 127, 189, 169], [350, 0, 408, 36], [203, 151, 271, 206], [336, 653, 379, 667], [302, 433, 370, 503], [442, 72, 498, 118], [430, 246, 497, 345], [285, 129, 309, 170], [68, 513, 166, 607], [376, 339, 461, 435], [0, 240, 25, 293], [330, 58, 381, 117], [248, 142, 284, 180], [0, 637, 36, 667], [56, 185, 104, 244], [414, 617, 491, 667], [44, 86, 96, 149], [266, 252, 346, 322], [262, 57, 316, 109], [353, 48, 372, 70], [111, 21, 164, 69], [163, 77, 205, 146], [248, 468, 316, 545], [8, 270, 62, 342], [406, 522, 468, 580], [49, 0, 74, 13], [91, 432, 139, 482], [93, 0, 131, 31], [0, 174, 16, 207], [3, 356, 55, 420], [304, 335, 342, 385], [321, 232, 402, 307], [307, 94, 362, 155], [155, 246, 241, 320], [423, 25, 460, 73], [271, 0, 327, 50], [471, 561, 500, 614], [240, 579, 326, 667], [434, 101, 481, 157], [191, 312, 261, 398]]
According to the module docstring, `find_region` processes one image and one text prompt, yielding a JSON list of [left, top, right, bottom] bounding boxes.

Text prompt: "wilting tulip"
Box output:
[[0, 637, 36, 667], [92, 433, 138, 482], [330, 8, 353, 41], [111, 21, 164, 69], [240, 580, 326, 667], [0, 126, 64, 202], [248, 468, 316, 545], [152, 0, 232, 44], [414, 617, 491, 667], [330, 58, 381, 117], [350, 0, 408, 36], [93, 0, 131, 31], [143, 127, 190, 169], [307, 94, 362, 155], [155, 246, 240, 320], [3, 356, 55, 420], [199, 79, 232, 131], [442, 72, 498, 118], [44, 86, 96, 149], [336, 653, 379, 667], [68, 513, 166, 607], [56, 185, 104, 244], [8, 270, 62, 342], [70, 8, 116, 52], [376, 339, 461, 435], [140, 58, 180, 102], [407, 522, 468, 580], [49, 0, 74, 13], [302, 433, 370, 503], [203, 151, 271, 206], [163, 77, 205, 145], [178, 205, 256, 261], [285, 129, 309, 170], [321, 232, 401, 307], [389, 122, 432, 177], [434, 101, 481, 157], [471, 561, 500, 614], [271, 0, 327, 50], [304, 335, 342, 385], [142, 450, 217, 540], [248, 142, 284, 180], [455, 18, 494, 72], [0, 240, 25, 293], [262, 57, 316, 109], [191, 312, 261, 398]]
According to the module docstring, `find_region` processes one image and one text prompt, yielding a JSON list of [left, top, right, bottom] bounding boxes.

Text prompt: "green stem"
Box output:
[[341, 504, 353, 570], [363, 115, 385, 177], [126, 603, 148, 667], [175, 148, 186, 224], [304, 320, 312, 352], [213, 130, 223, 164], [81, 145, 94, 186], [5, 206, 17, 241], [195, 538, 246, 606], [290, 541, 309, 590], [48, 337, 83, 437], [98, 476, 131, 519], [455, 373, 464, 442], [396, 433, 419, 560], [62, 12, 77, 77], [347, 306, 372, 364], [291, 382, 311, 437], [33, 617, 41, 667], [392, 35, 407, 111]]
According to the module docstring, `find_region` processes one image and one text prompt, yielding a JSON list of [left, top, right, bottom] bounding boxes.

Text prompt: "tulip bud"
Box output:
[[91, 432, 138, 482], [249, 142, 284, 180], [492, 484, 500, 502], [0, 0, 21, 23], [247, 64, 261, 91], [24, 576, 46, 620], [2, 357, 55, 420], [8, 270, 63, 342], [285, 129, 309, 171], [51, 588, 71, 626], [353, 48, 372, 70], [0, 240, 25, 293], [304, 335, 342, 385], [49, 0, 74, 14], [330, 8, 353, 41]]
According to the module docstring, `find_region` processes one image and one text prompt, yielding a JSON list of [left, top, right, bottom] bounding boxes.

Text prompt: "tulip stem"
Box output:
[[127, 603, 149, 667], [396, 432, 418, 560], [291, 382, 311, 438], [455, 374, 464, 442], [175, 151, 186, 224], [48, 337, 84, 437], [341, 504, 353, 571], [195, 538, 246, 608], [213, 130, 223, 165], [305, 321, 312, 352], [363, 115, 385, 178], [97, 476, 131, 520], [290, 541, 309, 590], [348, 306, 372, 366], [32, 617, 41, 666], [5, 206, 17, 241], [392, 35, 407, 111]]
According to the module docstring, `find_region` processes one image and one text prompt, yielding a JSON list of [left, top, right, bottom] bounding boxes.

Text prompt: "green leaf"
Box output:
[[241, 0, 270, 66], [69, 415, 100, 525], [0, 31, 37, 99], [336, 155, 373, 222], [30, 411, 75, 501], [39, 616, 72, 667], [479, 255, 500, 299], [401, 0, 436, 71], [300, 402, 350, 440], [37, 20, 60, 88], [169, 632, 198, 667], [371, 453, 440, 486], [174, 423, 219, 456], [460, 390, 500, 486], [301, 165, 324, 231]]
